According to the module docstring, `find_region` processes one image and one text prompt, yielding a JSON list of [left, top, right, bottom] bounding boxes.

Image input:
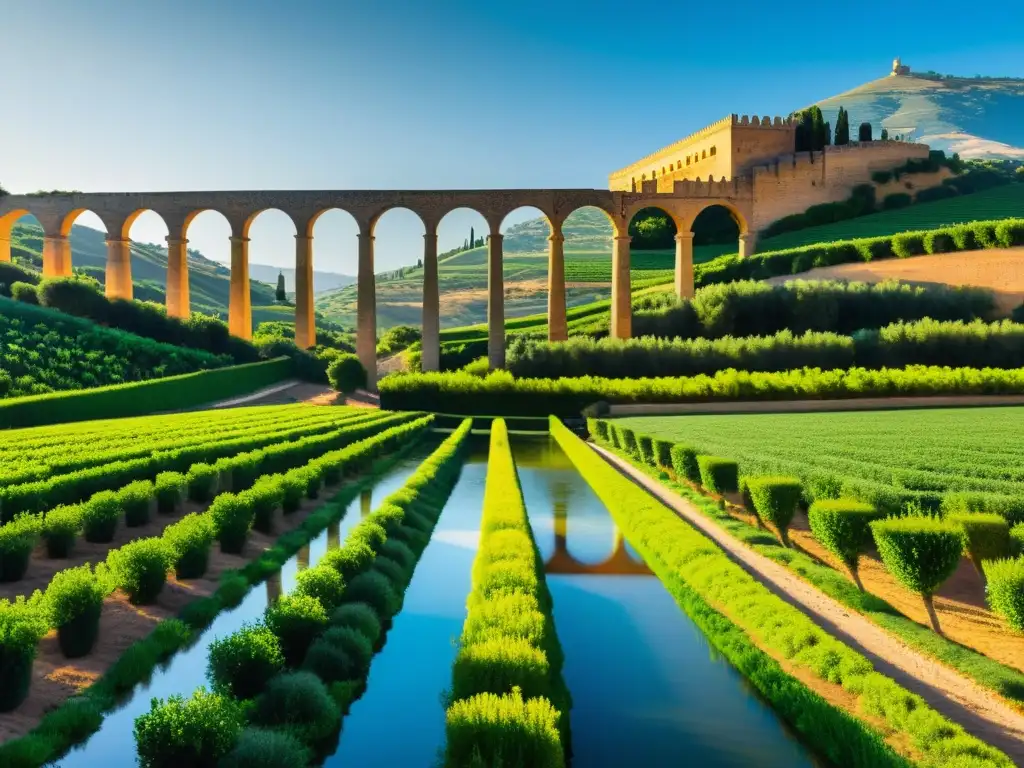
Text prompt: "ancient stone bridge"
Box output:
[[0, 185, 757, 378]]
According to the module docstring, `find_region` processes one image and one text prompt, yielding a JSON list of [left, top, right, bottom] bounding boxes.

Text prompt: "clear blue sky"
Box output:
[[6, 0, 1024, 275]]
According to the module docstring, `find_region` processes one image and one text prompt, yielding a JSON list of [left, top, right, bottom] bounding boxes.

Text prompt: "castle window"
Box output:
[[686, 156, 691, 166], [710, 146, 717, 156], [652, 169, 657, 178], [702, 149, 707, 159]]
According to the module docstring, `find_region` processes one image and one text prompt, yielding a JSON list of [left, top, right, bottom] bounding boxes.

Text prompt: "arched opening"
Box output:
[[122, 210, 170, 305], [627, 206, 677, 281], [547, 206, 618, 332], [691, 203, 743, 264], [182, 210, 233, 321], [243, 209, 298, 336], [499, 206, 551, 340], [305, 207, 360, 357], [435, 207, 490, 371], [61, 210, 108, 286], [0, 209, 42, 276]]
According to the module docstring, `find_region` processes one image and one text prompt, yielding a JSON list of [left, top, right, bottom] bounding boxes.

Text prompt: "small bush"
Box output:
[[342, 570, 400, 620], [923, 230, 956, 254], [444, 688, 563, 768], [41, 504, 81, 558], [280, 475, 306, 514], [321, 541, 375, 582], [10, 282, 39, 304], [670, 444, 701, 484], [294, 566, 346, 613], [82, 491, 120, 543], [589, 419, 609, 444], [265, 594, 329, 666], [947, 512, 1010, 578], [891, 232, 925, 258], [107, 537, 173, 604], [251, 671, 340, 746], [118, 480, 154, 527], [1011, 523, 1024, 556], [164, 513, 216, 579], [45, 564, 107, 658], [327, 354, 367, 394], [133, 687, 245, 768], [371, 556, 408, 589], [349, 520, 387, 553], [651, 438, 673, 469], [247, 474, 284, 534], [744, 476, 802, 546], [208, 622, 285, 699], [0, 513, 41, 582], [210, 492, 254, 554], [984, 557, 1024, 632], [154, 472, 186, 515], [995, 219, 1024, 248], [696, 456, 739, 494], [882, 193, 912, 210], [618, 427, 639, 458], [636, 435, 655, 466], [0, 599, 48, 711], [807, 499, 882, 589], [330, 602, 382, 645], [219, 727, 312, 768], [380, 538, 416, 572], [452, 636, 551, 701], [304, 626, 373, 681], [186, 463, 219, 503]]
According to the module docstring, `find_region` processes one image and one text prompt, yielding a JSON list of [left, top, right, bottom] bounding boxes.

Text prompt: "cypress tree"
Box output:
[[859, 122, 873, 142], [835, 107, 850, 146], [470, 227, 474, 249], [275, 272, 286, 302], [810, 106, 827, 151], [881, 127, 889, 140]]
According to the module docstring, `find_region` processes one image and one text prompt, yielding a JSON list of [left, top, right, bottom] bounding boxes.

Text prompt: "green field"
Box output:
[[617, 407, 1024, 515]]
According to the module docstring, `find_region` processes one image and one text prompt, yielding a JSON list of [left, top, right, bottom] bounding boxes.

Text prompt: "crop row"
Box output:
[[128, 419, 473, 767], [443, 419, 571, 768], [0, 416, 436, 767], [553, 418, 1013, 768], [0, 410, 408, 521]]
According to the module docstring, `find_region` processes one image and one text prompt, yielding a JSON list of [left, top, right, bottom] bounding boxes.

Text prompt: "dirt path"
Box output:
[[591, 444, 1024, 764]]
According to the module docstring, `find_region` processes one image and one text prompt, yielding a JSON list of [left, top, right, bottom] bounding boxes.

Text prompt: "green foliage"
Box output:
[[154, 472, 185, 515], [219, 727, 312, 768], [210, 492, 254, 554], [41, 504, 81, 558], [321, 540, 375, 582], [984, 558, 1024, 632], [1011, 523, 1024, 556], [265, 594, 329, 666], [10, 282, 39, 304], [208, 623, 285, 700], [670, 444, 701, 484], [294, 565, 346, 613], [326, 354, 367, 394], [186, 463, 219, 503], [304, 625, 373, 682], [329, 602, 382, 645], [444, 688, 564, 768], [250, 671, 340, 746], [247, 474, 284, 533], [650, 438, 673, 469], [947, 512, 1010, 574], [133, 687, 245, 768], [118, 479, 154, 527], [342, 570, 399, 620], [882, 193, 912, 210], [858, 122, 872, 142], [164, 513, 216, 579], [0, 513, 41, 582], [807, 500, 882, 585], [106, 537, 173, 605], [696, 456, 739, 494], [45, 564, 107, 658], [376, 324, 421, 356], [744, 476, 802, 546], [81, 491, 120, 543], [871, 516, 966, 595]]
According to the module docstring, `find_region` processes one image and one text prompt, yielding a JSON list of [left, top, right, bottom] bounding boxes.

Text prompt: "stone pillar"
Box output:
[[294, 235, 316, 349], [42, 236, 71, 277], [487, 233, 505, 369], [674, 232, 695, 300], [611, 234, 632, 339], [739, 232, 758, 259], [104, 237, 133, 301], [229, 236, 252, 340], [421, 231, 440, 372], [356, 233, 377, 388], [0, 235, 10, 264], [547, 228, 567, 342], [165, 237, 190, 318]]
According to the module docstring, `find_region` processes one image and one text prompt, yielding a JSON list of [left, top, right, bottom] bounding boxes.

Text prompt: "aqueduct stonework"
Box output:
[[0, 184, 756, 378]]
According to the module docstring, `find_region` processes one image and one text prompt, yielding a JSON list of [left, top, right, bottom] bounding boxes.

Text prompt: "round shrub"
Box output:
[[219, 727, 312, 768], [280, 475, 306, 514], [871, 516, 964, 631], [807, 499, 882, 589], [1011, 523, 1024, 557], [164, 513, 216, 579], [154, 472, 186, 515], [349, 520, 387, 553], [321, 541, 375, 581], [923, 230, 956, 254], [247, 475, 284, 534], [342, 570, 400, 620], [744, 476, 802, 546], [302, 626, 374, 683], [265, 594, 329, 666], [696, 456, 739, 495], [327, 354, 367, 394], [41, 504, 81, 558], [0, 513, 42, 582], [380, 538, 415, 573], [373, 503, 406, 536], [106, 537, 174, 605], [371, 555, 408, 589], [984, 557, 1024, 632], [208, 622, 285, 699], [891, 232, 925, 258], [670, 444, 701, 484], [133, 687, 245, 768], [617, 427, 639, 458], [995, 219, 1024, 249], [211, 492, 254, 554], [82, 491, 120, 544], [948, 512, 1010, 578], [251, 671, 340, 746], [118, 480, 154, 528], [0, 600, 49, 712], [186, 463, 219, 503], [10, 281, 39, 304], [45, 564, 107, 658], [636, 435, 655, 466], [330, 602, 382, 645], [294, 566, 346, 613], [651, 438, 673, 469]]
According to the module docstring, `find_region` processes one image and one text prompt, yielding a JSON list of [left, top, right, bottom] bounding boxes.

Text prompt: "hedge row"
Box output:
[[0, 418, 434, 767], [444, 419, 571, 767], [695, 217, 1024, 287], [554, 418, 1012, 767], [507, 319, 1024, 380], [132, 419, 472, 767], [379, 365, 1024, 417], [0, 357, 294, 429]]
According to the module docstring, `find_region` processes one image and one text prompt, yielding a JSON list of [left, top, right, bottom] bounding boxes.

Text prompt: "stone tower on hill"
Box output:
[[891, 57, 910, 76]]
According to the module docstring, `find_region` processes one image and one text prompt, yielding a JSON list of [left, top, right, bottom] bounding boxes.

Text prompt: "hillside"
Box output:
[[247, 263, 355, 295]]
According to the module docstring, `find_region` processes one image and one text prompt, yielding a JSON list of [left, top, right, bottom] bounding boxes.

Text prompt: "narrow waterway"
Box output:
[[57, 451, 431, 767], [324, 439, 488, 767], [512, 436, 820, 768]]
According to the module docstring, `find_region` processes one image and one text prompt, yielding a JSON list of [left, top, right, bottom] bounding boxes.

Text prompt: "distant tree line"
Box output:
[[792, 105, 914, 151]]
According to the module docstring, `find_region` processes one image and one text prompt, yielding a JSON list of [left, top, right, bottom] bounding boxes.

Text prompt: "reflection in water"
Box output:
[[297, 544, 310, 572], [513, 436, 817, 768], [265, 571, 282, 604], [327, 519, 340, 551], [360, 489, 372, 518]]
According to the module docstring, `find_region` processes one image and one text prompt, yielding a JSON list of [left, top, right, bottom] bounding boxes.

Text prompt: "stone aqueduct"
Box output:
[[0, 184, 757, 378]]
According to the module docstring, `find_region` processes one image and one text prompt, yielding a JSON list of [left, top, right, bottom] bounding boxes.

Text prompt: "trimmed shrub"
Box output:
[[652, 438, 673, 469], [327, 354, 367, 394], [380, 538, 415, 573], [0, 513, 41, 582], [984, 558, 1024, 632], [371, 555, 408, 589], [82, 491, 120, 543], [304, 626, 373, 681], [670, 444, 701, 484], [41, 504, 81, 558], [1011, 523, 1024, 556], [164, 513, 216, 579], [106, 537, 174, 604], [618, 427, 639, 458], [342, 570, 400, 620], [10, 282, 39, 304], [923, 230, 956, 254], [250, 671, 340, 746], [696, 456, 739, 494], [133, 687, 245, 768], [265, 594, 329, 666], [452, 636, 551, 701], [118, 480, 154, 527], [0, 599, 48, 711], [330, 602, 382, 646], [995, 219, 1024, 248], [45, 564, 107, 658], [207, 622, 285, 699], [247, 474, 284, 534], [219, 727, 312, 768], [154, 472, 186, 515], [871, 516, 964, 632], [807, 499, 882, 590], [882, 193, 912, 210], [186, 463, 219, 503], [444, 688, 563, 768], [589, 418, 609, 444], [210, 492, 254, 554], [947, 512, 1010, 579], [636, 435, 655, 466], [744, 476, 802, 546], [891, 232, 925, 258], [294, 566, 346, 613], [280, 475, 306, 514], [321, 541, 375, 582], [349, 520, 387, 553]]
